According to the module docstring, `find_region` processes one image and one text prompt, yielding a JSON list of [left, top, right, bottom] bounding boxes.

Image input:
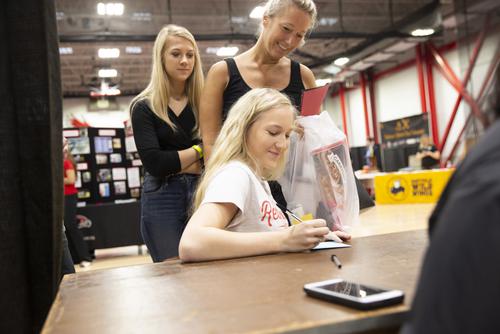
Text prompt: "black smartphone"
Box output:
[[304, 278, 404, 310]]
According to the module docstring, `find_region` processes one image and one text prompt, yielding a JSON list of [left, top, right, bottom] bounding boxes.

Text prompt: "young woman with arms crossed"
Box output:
[[179, 89, 342, 262], [130, 25, 204, 262]]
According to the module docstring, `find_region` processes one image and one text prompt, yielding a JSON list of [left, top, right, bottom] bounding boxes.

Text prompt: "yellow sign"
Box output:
[[374, 169, 454, 204]]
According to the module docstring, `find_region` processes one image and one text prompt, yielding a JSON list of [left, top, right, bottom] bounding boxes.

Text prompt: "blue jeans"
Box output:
[[141, 173, 198, 262]]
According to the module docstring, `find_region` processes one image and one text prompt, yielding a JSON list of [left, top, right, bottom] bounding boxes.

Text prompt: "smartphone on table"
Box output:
[[304, 278, 404, 310]]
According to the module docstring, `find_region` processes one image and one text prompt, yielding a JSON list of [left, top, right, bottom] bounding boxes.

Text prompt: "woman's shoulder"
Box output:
[[212, 161, 257, 182], [131, 99, 155, 120], [219, 160, 253, 174], [207, 60, 229, 77], [298, 63, 316, 89], [131, 98, 151, 113]]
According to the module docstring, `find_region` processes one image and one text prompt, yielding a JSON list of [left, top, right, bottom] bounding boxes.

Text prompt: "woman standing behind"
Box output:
[[130, 25, 204, 262], [201, 0, 369, 228], [63, 151, 92, 268], [200, 0, 317, 159]]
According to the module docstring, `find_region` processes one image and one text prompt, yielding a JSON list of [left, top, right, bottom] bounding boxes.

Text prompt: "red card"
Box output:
[[300, 84, 330, 116]]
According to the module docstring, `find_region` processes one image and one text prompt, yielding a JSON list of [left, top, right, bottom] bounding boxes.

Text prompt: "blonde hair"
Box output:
[[130, 24, 204, 135], [193, 88, 296, 210], [258, 0, 318, 39]]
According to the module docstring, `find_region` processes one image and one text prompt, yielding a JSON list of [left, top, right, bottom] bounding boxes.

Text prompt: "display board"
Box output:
[[63, 127, 143, 205]]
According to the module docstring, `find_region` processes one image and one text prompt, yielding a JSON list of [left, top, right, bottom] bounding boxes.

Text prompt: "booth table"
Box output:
[[43, 229, 428, 334]]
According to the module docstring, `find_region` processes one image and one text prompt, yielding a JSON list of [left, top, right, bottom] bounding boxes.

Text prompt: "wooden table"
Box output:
[[43, 230, 427, 334]]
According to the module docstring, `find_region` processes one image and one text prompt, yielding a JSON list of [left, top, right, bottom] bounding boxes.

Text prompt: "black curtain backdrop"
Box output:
[[0, 0, 63, 333]]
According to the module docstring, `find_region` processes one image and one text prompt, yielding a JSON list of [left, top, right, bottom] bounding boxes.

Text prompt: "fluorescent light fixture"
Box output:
[[98, 48, 120, 58], [59, 47, 73, 55], [132, 12, 152, 21], [97, 3, 124, 16], [249, 6, 265, 19], [97, 3, 106, 15], [333, 57, 350, 66], [125, 46, 142, 54], [216, 46, 239, 57], [410, 28, 435, 37], [323, 64, 341, 75], [206, 47, 219, 54], [318, 17, 337, 26], [315, 78, 332, 86], [98, 69, 118, 78], [231, 16, 246, 24]]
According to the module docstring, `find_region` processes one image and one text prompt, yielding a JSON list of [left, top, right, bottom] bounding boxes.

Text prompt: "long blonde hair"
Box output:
[[193, 88, 296, 210], [130, 24, 204, 135]]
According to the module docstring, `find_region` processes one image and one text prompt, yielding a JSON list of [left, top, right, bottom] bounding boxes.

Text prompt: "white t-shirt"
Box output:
[[201, 161, 289, 232]]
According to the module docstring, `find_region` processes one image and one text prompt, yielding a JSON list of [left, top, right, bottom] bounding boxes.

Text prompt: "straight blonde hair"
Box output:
[[130, 24, 204, 135], [193, 88, 296, 210]]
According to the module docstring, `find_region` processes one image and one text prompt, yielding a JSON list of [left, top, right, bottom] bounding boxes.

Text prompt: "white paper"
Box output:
[[125, 136, 137, 153], [112, 167, 127, 180], [312, 242, 351, 251], [127, 167, 141, 188]]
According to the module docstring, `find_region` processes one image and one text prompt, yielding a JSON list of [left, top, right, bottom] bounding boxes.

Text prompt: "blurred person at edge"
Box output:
[[63, 149, 92, 268], [416, 134, 440, 169], [199, 0, 350, 243], [130, 25, 204, 262], [401, 66, 500, 333]]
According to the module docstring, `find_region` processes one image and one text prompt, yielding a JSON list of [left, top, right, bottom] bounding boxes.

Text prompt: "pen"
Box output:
[[331, 254, 342, 269], [285, 209, 303, 223], [276, 203, 303, 223]]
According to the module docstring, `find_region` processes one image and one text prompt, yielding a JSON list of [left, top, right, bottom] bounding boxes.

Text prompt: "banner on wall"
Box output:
[[380, 113, 429, 148], [374, 169, 454, 204]]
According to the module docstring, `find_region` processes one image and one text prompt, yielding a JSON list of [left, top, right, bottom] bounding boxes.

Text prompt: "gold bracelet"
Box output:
[[192, 144, 203, 159]]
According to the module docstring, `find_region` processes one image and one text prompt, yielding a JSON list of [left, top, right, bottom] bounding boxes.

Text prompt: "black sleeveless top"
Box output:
[[221, 58, 305, 120]]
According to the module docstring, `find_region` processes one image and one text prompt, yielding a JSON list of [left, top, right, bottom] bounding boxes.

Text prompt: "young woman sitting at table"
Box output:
[[179, 88, 350, 262]]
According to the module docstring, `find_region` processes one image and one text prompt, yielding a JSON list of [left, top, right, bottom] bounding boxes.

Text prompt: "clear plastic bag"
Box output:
[[280, 112, 359, 231]]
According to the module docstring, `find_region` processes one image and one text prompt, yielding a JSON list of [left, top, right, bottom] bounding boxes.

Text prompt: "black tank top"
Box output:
[[221, 58, 305, 120]]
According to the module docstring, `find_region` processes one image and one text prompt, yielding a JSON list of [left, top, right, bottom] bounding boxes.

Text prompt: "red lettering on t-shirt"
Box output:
[[261, 200, 272, 226], [260, 200, 287, 227]]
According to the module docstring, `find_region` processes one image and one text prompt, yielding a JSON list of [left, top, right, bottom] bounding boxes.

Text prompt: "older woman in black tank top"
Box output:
[[199, 0, 317, 222], [199, 0, 352, 242], [200, 0, 317, 159]]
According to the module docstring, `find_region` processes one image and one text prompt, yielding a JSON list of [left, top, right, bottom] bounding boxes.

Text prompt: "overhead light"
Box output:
[[59, 47, 73, 55], [315, 78, 332, 86], [98, 69, 118, 78], [125, 46, 142, 54], [98, 48, 120, 58], [206, 47, 219, 54], [333, 57, 350, 66], [97, 3, 124, 16], [318, 17, 337, 26], [131, 12, 152, 21], [410, 28, 435, 37], [90, 80, 121, 97], [216, 47, 239, 57], [231, 16, 246, 24], [249, 6, 265, 19], [323, 64, 341, 75]]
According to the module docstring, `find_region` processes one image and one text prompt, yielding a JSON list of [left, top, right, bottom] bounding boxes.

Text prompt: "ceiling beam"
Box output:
[[59, 30, 413, 43]]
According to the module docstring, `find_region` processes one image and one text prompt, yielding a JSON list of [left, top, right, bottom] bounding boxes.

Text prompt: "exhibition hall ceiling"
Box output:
[[55, 0, 495, 96]]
